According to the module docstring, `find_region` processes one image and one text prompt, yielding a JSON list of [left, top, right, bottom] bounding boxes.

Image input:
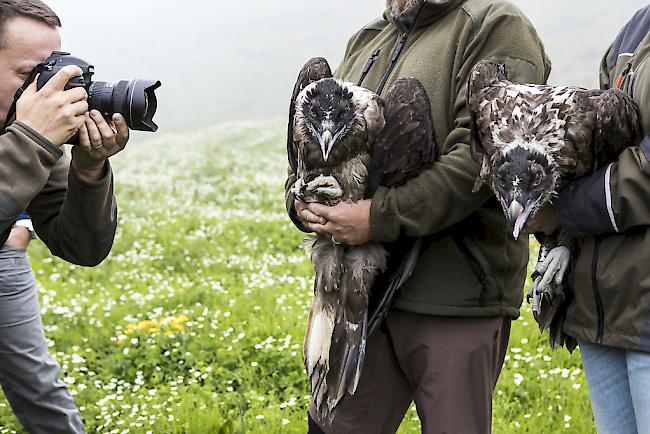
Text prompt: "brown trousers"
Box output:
[[309, 311, 511, 434]]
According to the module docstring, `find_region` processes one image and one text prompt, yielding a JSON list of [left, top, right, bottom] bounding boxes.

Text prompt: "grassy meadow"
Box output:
[[0, 120, 594, 433]]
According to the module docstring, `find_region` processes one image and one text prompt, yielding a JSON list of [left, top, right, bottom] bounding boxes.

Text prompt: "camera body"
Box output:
[[8, 51, 161, 134]]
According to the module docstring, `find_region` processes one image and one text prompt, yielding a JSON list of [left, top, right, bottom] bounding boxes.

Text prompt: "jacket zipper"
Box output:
[[591, 238, 605, 344], [454, 237, 489, 306], [374, 2, 427, 96], [357, 49, 381, 87]]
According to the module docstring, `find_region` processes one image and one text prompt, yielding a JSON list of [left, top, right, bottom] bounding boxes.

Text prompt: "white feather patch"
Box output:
[[306, 308, 335, 374]]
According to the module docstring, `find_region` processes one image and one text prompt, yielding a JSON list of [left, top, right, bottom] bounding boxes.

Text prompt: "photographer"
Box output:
[[0, 0, 129, 432]]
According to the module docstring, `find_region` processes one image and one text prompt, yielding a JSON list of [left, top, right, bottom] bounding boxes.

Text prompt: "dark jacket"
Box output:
[[286, 0, 550, 318], [0, 121, 117, 266], [555, 5, 650, 351]]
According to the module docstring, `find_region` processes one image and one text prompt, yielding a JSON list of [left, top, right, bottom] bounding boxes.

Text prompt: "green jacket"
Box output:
[[555, 5, 650, 351], [286, 0, 550, 318], [0, 121, 117, 266]]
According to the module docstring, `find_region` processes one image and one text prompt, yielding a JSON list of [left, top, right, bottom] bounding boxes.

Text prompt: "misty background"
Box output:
[[46, 0, 649, 139]]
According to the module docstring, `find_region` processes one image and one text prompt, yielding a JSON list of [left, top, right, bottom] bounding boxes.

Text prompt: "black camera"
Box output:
[[7, 51, 161, 133]]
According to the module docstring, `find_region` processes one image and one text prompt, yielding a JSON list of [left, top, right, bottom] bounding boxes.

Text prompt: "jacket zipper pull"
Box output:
[[357, 49, 381, 86], [616, 62, 633, 89]]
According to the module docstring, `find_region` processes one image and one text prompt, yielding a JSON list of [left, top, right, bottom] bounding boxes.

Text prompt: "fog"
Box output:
[[45, 0, 648, 137]]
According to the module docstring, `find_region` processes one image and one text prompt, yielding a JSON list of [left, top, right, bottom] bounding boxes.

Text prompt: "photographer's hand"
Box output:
[[15, 65, 88, 146], [71, 110, 129, 182]]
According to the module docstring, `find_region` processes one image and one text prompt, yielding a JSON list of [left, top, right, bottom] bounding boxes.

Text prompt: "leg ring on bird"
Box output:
[[332, 235, 342, 245]]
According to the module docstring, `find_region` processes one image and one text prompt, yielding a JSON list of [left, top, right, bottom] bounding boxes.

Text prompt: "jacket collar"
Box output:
[[384, 0, 465, 32]]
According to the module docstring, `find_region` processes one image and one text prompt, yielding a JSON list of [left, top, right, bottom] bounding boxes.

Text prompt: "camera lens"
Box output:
[[88, 79, 161, 132]]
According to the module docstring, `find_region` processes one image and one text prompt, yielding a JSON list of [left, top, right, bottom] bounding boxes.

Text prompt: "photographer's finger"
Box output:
[[112, 113, 129, 147], [77, 121, 91, 148], [89, 110, 114, 140], [69, 99, 89, 117], [42, 65, 83, 92], [63, 87, 88, 104], [20, 78, 38, 97], [85, 115, 103, 147]]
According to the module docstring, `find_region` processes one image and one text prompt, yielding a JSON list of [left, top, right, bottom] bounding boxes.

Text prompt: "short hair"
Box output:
[[0, 0, 61, 49]]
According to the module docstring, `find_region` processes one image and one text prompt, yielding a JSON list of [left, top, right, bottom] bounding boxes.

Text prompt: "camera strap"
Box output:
[[4, 66, 42, 128]]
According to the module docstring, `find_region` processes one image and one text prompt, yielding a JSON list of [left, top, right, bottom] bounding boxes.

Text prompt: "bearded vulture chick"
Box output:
[[468, 60, 642, 348], [287, 57, 438, 421]]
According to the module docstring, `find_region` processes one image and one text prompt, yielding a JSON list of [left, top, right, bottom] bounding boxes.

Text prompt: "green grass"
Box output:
[[0, 120, 594, 433]]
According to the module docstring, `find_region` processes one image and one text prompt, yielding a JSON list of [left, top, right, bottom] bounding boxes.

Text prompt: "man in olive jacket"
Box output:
[[529, 5, 650, 433], [286, 0, 550, 432], [0, 1, 128, 432]]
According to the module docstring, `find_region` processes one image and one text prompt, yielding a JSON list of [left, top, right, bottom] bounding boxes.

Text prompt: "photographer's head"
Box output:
[[0, 0, 61, 128]]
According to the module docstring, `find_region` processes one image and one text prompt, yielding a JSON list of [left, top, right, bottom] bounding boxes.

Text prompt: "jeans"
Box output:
[[579, 341, 650, 434], [0, 248, 85, 433]]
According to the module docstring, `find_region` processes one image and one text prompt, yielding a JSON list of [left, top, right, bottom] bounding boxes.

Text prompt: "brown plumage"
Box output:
[[287, 57, 437, 420], [468, 60, 642, 349]]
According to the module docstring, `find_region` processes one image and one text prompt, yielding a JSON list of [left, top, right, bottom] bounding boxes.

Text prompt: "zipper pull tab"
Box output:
[[357, 49, 381, 86], [616, 62, 633, 89]]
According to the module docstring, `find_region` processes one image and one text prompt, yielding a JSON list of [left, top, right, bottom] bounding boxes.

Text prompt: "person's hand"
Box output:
[[307, 200, 372, 246], [527, 204, 559, 235], [4, 227, 31, 250], [15, 65, 88, 146], [71, 110, 129, 182], [295, 199, 327, 228]]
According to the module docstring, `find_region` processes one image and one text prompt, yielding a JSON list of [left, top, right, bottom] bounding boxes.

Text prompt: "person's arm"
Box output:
[[554, 141, 650, 237], [26, 154, 117, 266], [367, 6, 550, 242]]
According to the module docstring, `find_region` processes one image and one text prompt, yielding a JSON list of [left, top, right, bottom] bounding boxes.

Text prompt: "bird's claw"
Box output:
[[291, 178, 306, 201], [304, 175, 343, 201], [528, 246, 570, 321]]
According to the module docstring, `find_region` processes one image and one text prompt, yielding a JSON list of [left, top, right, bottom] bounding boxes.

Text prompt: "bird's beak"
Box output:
[[319, 129, 334, 161], [510, 199, 536, 240]]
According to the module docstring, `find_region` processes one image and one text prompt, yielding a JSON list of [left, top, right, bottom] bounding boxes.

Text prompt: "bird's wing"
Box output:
[[366, 77, 437, 196], [365, 77, 437, 337], [590, 88, 643, 168], [287, 57, 333, 174], [467, 62, 510, 192]]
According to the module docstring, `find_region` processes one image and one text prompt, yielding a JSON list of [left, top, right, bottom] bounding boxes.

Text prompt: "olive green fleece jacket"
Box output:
[[286, 0, 550, 318], [0, 121, 117, 266], [554, 5, 650, 351]]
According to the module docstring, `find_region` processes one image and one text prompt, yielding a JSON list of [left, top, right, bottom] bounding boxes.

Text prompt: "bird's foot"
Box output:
[[291, 177, 306, 201], [528, 246, 570, 320], [304, 175, 343, 203]]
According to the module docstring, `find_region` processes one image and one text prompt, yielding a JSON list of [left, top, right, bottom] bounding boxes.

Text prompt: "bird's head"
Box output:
[[302, 79, 356, 162], [491, 145, 557, 240]]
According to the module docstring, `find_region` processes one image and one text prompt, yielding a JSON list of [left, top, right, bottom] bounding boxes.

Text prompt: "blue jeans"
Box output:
[[579, 341, 650, 434], [0, 248, 85, 433]]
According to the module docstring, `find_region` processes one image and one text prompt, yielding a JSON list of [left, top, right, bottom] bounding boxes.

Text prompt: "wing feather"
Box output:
[[366, 77, 437, 196], [287, 58, 332, 174]]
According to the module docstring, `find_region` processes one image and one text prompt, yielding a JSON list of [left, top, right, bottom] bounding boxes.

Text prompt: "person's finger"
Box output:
[[89, 110, 114, 139], [41, 65, 84, 93], [69, 99, 89, 117], [20, 77, 39, 97], [77, 121, 91, 148], [62, 87, 88, 104], [112, 113, 129, 146], [299, 208, 326, 225], [307, 203, 333, 220], [85, 115, 102, 146]]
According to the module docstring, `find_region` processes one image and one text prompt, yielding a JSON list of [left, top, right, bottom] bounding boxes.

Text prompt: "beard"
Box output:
[[386, 0, 449, 28], [386, 0, 424, 27]]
